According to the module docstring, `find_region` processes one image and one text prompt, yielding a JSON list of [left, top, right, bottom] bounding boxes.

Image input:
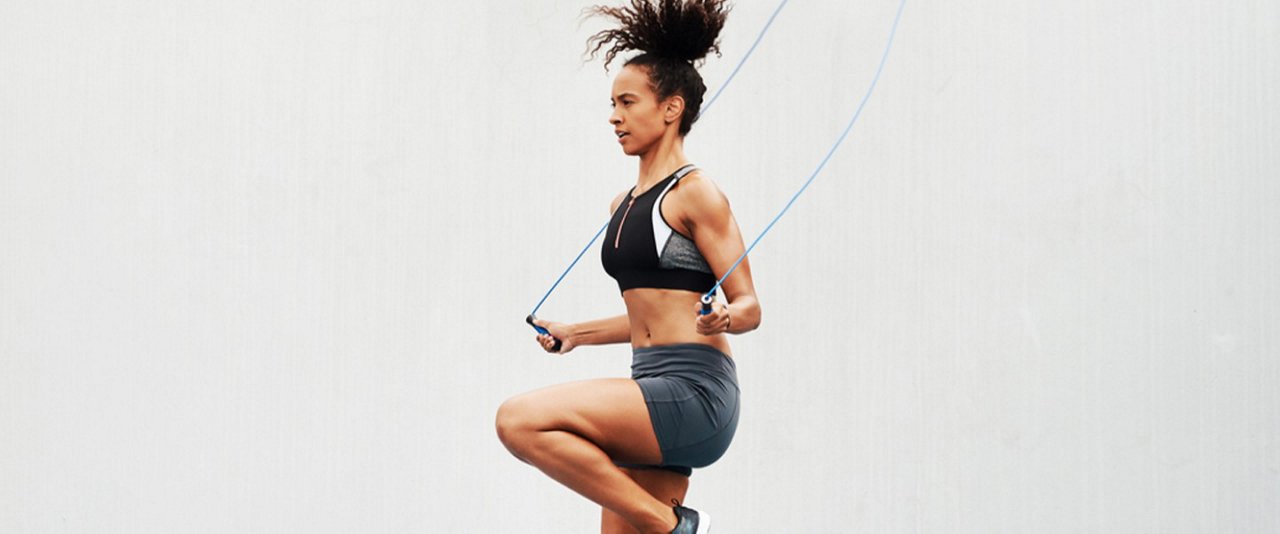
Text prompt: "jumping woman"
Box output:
[[495, 1, 760, 532]]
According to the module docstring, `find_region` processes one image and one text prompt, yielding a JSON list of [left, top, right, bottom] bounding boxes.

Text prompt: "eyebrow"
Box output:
[[612, 92, 640, 101]]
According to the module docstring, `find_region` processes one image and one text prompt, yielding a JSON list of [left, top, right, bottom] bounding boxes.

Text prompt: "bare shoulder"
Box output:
[[672, 170, 731, 213], [668, 170, 733, 236]]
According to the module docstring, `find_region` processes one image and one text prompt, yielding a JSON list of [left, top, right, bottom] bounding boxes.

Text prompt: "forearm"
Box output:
[[725, 295, 762, 334], [569, 314, 632, 346]]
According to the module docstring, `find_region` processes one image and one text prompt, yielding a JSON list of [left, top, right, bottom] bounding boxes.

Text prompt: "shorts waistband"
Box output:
[[633, 342, 731, 358], [630, 343, 737, 378]]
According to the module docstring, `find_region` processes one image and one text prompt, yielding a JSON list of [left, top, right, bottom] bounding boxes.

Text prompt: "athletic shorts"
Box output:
[[617, 343, 740, 477]]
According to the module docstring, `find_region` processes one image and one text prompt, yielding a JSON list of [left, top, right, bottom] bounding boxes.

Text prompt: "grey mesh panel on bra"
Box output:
[[658, 232, 713, 273]]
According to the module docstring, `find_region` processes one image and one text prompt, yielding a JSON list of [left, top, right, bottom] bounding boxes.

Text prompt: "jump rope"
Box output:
[[528, 0, 907, 351]]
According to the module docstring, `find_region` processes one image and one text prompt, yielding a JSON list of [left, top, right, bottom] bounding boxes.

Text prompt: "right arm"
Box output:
[[533, 312, 632, 354], [566, 314, 631, 347]]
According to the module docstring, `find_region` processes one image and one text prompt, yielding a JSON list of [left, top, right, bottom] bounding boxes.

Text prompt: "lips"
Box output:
[[615, 130, 629, 141]]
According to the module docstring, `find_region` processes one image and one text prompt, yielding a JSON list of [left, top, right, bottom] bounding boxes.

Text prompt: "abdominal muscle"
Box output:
[[623, 287, 733, 357]]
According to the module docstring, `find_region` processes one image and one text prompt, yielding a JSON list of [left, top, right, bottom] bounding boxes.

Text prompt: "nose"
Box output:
[[609, 108, 622, 126]]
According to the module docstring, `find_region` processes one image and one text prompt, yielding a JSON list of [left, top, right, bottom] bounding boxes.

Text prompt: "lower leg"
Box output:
[[603, 468, 689, 534], [522, 430, 677, 534]]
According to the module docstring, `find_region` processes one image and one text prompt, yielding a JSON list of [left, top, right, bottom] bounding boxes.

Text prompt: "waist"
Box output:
[[621, 289, 732, 355]]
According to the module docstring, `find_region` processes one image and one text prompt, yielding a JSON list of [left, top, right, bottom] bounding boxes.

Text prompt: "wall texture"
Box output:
[[2, 1, 1276, 532]]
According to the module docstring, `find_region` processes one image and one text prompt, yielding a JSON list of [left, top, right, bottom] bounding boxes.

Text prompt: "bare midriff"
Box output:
[[622, 287, 733, 357]]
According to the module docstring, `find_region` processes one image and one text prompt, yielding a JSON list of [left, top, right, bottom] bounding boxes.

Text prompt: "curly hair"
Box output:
[[585, 0, 732, 136]]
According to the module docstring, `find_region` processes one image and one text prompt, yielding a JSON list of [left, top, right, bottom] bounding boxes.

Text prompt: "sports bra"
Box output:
[[601, 164, 717, 293]]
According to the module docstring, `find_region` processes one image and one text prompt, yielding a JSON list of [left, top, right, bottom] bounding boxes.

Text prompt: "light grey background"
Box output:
[[2, 1, 1277, 532]]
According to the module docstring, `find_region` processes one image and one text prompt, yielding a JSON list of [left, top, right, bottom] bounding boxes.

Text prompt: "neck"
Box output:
[[635, 132, 688, 192]]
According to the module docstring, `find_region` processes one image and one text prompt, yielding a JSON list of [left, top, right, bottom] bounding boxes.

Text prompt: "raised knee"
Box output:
[[495, 397, 536, 455]]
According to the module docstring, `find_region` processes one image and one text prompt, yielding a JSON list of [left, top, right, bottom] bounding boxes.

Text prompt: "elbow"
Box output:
[[742, 299, 763, 333], [725, 294, 762, 335]]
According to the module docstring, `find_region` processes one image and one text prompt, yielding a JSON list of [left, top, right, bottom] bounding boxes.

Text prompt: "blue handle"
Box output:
[[699, 294, 714, 316], [526, 315, 562, 352]]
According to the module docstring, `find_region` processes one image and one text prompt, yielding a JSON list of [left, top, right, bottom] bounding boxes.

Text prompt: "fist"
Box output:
[[530, 317, 575, 354], [694, 301, 730, 336]]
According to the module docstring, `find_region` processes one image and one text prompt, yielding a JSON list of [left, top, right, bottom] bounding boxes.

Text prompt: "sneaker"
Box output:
[[670, 499, 712, 533]]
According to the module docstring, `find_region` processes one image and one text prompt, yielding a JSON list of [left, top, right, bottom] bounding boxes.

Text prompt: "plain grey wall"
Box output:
[[2, 1, 1277, 532]]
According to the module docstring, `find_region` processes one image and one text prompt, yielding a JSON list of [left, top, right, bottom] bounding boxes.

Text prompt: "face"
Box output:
[[609, 65, 682, 156]]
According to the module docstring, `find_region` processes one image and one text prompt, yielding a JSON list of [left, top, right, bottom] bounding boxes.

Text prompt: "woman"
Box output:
[[495, 1, 760, 532]]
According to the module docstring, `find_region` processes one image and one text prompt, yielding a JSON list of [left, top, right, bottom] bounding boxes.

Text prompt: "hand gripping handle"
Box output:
[[526, 315, 562, 352]]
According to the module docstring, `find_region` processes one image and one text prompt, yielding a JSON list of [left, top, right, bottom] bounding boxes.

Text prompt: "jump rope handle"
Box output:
[[526, 315, 563, 352], [699, 294, 714, 316]]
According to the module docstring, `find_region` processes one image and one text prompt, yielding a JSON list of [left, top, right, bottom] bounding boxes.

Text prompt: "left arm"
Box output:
[[679, 175, 762, 335]]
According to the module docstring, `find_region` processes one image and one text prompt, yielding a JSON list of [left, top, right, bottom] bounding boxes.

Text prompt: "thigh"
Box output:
[[505, 378, 663, 465], [601, 467, 690, 534]]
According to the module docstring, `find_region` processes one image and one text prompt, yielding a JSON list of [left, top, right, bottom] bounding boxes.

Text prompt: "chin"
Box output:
[[620, 139, 651, 157]]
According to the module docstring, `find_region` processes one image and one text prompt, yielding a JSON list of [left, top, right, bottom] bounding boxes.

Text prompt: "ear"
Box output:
[[663, 95, 686, 126]]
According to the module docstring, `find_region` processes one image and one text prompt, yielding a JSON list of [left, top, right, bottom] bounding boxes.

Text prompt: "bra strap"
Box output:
[[672, 163, 698, 181]]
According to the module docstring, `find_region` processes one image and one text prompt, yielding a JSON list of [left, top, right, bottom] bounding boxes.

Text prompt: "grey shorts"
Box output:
[[618, 343, 740, 477]]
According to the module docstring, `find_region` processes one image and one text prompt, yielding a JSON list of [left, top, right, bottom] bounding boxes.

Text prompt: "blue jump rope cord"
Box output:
[[529, 0, 790, 320], [703, 0, 908, 301]]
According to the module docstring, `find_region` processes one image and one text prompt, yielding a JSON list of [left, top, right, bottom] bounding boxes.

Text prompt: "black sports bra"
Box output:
[[601, 164, 717, 293]]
